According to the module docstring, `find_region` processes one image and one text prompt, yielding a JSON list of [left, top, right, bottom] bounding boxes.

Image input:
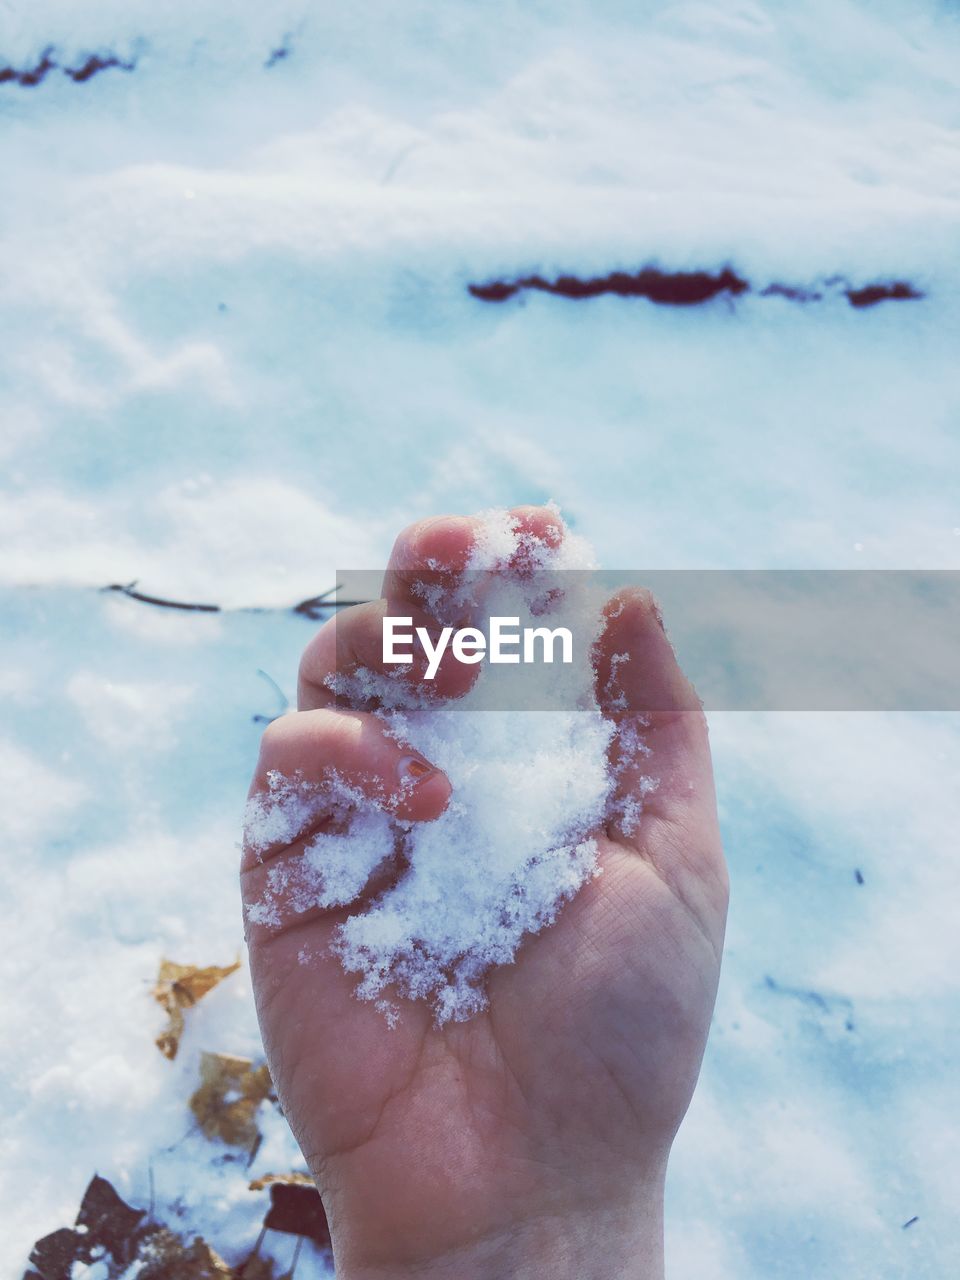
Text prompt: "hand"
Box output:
[[241, 507, 728, 1280]]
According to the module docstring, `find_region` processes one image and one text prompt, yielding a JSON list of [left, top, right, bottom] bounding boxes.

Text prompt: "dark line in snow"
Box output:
[[265, 43, 292, 69], [292, 588, 348, 619], [763, 974, 856, 1031], [469, 267, 924, 309], [100, 581, 367, 616], [103, 582, 221, 612], [469, 267, 749, 305], [760, 282, 824, 302], [252, 669, 290, 725], [0, 46, 136, 88], [0, 46, 57, 87], [64, 52, 136, 83], [847, 281, 923, 308]]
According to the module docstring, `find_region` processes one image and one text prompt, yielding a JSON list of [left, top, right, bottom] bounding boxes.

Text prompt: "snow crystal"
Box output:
[[244, 508, 653, 1022], [245, 770, 396, 923], [243, 769, 334, 858]]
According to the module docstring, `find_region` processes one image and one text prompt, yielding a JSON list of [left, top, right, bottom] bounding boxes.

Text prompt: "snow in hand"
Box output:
[[243, 508, 648, 1023]]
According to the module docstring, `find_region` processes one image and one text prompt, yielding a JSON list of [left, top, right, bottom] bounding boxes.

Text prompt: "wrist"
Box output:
[[334, 1181, 666, 1280]]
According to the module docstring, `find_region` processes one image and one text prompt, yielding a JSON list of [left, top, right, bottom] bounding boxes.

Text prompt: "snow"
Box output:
[[2, 0, 960, 1274], [246, 509, 623, 1023]]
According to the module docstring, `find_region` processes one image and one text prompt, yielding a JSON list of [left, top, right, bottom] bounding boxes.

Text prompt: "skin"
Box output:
[[241, 506, 728, 1279]]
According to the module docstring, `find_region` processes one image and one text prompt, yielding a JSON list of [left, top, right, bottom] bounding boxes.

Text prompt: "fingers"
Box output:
[[507, 505, 564, 544], [382, 514, 479, 612], [241, 709, 451, 942], [299, 514, 482, 712], [244, 708, 451, 865], [500, 503, 564, 571], [300, 505, 566, 712], [593, 586, 715, 829], [381, 505, 563, 605], [595, 587, 702, 717], [593, 587, 727, 928], [298, 599, 478, 712]]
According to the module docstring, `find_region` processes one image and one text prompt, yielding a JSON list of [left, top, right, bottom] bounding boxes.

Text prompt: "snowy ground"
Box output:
[[2, 1, 959, 1275]]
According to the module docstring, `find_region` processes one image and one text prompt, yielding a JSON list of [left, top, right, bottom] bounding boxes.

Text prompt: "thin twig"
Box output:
[[103, 581, 221, 612], [253, 669, 290, 725], [100, 580, 368, 615]]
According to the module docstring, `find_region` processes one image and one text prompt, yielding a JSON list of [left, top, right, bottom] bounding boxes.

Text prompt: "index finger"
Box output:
[[381, 514, 479, 614]]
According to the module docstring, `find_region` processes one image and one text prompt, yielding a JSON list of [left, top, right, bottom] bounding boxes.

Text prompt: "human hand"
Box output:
[[241, 506, 728, 1280]]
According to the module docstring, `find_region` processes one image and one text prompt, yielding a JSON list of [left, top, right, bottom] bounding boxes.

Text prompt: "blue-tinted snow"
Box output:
[[1, 1, 959, 1274]]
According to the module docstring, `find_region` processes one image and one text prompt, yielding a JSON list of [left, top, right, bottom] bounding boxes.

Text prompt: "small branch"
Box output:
[[252, 669, 289, 725], [100, 580, 368, 616], [293, 592, 367, 615], [103, 582, 221, 613]]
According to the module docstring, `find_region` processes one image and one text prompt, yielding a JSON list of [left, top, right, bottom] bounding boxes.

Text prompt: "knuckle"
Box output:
[[258, 713, 292, 757], [392, 516, 439, 564]]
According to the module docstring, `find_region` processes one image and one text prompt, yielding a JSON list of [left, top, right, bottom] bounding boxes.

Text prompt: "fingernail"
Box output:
[[398, 754, 436, 783]]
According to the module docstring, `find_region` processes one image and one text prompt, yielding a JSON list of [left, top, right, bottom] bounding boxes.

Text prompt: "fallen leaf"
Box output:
[[27, 1175, 146, 1278], [25, 1226, 78, 1280], [249, 1177, 330, 1249], [135, 1227, 235, 1280], [189, 1052, 274, 1155], [152, 957, 241, 1060], [236, 1254, 276, 1280], [76, 1172, 146, 1263], [23, 1175, 263, 1280], [248, 1173, 315, 1191]]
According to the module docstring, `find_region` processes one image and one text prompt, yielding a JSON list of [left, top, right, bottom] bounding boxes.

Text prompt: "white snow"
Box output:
[[2, 0, 960, 1275], [245, 510, 622, 1023]]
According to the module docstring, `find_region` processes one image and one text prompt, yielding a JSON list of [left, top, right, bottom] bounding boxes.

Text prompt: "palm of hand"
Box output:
[[242, 510, 727, 1275]]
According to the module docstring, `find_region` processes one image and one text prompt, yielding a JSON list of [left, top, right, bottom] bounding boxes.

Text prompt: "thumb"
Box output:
[[241, 709, 450, 941], [594, 586, 716, 835], [246, 708, 450, 857]]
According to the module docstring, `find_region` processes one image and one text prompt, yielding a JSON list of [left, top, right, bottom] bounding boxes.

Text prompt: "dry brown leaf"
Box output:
[[248, 1172, 315, 1191], [135, 1227, 235, 1280], [75, 1173, 147, 1264], [237, 1254, 276, 1280], [152, 957, 241, 1059], [25, 1173, 267, 1280], [27, 1174, 148, 1278], [249, 1174, 330, 1248], [189, 1051, 274, 1154]]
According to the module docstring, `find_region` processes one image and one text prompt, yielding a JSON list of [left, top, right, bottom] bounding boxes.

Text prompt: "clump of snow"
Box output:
[[244, 508, 645, 1023], [245, 771, 396, 924]]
